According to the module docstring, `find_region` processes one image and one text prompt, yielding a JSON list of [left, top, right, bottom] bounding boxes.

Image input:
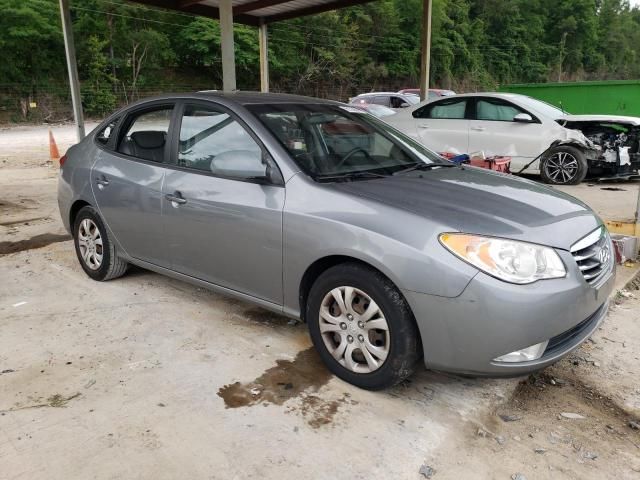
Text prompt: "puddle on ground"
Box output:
[[0, 233, 71, 254], [218, 347, 331, 408], [218, 347, 357, 428], [240, 306, 293, 327]]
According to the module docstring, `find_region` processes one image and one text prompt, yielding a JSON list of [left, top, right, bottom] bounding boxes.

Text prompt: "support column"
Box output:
[[59, 0, 85, 141], [219, 0, 237, 92], [419, 0, 433, 102], [259, 19, 269, 93]]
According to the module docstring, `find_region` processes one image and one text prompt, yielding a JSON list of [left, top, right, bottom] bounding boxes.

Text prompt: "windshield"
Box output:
[[247, 103, 447, 180], [516, 96, 569, 118], [405, 95, 420, 105]]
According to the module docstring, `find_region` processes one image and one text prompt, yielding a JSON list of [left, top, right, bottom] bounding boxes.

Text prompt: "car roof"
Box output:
[[128, 91, 342, 107], [355, 92, 416, 97]]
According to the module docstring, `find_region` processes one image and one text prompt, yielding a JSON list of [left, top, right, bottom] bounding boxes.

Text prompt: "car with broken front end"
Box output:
[[385, 92, 640, 184], [58, 92, 615, 390]]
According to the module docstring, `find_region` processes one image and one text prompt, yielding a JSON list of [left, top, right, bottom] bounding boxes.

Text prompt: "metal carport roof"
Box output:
[[126, 0, 378, 25]]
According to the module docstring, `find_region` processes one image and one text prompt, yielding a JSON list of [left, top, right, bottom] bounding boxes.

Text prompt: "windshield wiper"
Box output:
[[316, 171, 389, 182], [392, 162, 458, 176]]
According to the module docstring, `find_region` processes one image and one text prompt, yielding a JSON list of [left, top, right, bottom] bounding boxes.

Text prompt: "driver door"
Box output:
[[162, 102, 285, 305]]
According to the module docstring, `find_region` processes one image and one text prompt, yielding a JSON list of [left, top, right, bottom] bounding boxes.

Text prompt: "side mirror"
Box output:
[[399, 102, 410, 108], [513, 113, 533, 123], [210, 150, 267, 178]]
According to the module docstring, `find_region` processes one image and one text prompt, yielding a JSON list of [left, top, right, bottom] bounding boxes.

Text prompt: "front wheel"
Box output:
[[540, 145, 588, 185], [306, 263, 421, 390]]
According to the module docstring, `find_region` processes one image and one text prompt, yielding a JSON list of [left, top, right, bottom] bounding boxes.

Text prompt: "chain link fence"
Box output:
[[0, 77, 413, 125]]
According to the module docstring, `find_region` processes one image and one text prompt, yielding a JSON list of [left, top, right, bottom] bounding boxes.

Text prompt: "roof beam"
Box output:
[[263, 0, 375, 23], [234, 0, 293, 15], [178, 0, 204, 7], [126, 1, 259, 25]]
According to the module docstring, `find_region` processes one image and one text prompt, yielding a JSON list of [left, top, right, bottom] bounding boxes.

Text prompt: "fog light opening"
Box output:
[[493, 340, 549, 363]]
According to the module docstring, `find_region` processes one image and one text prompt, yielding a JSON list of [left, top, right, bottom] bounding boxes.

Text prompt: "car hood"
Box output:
[[559, 114, 640, 126], [330, 167, 601, 251]]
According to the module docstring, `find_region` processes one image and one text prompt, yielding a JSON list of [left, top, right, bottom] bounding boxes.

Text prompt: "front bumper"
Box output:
[[403, 249, 614, 376]]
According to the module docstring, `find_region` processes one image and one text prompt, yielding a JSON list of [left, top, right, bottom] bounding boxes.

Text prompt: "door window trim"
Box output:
[[470, 97, 541, 124], [167, 100, 285, 187], [412, 97, 471, 120]]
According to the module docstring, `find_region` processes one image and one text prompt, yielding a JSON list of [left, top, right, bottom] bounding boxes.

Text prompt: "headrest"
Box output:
[[131, 131, 165, 149]]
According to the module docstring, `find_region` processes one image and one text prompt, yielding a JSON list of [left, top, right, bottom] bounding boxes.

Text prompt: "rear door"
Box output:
[[91, 103, 175, 266], [162, 102, 285, 304], [411, 97, 470, 154], [467, 97, 547, 170]]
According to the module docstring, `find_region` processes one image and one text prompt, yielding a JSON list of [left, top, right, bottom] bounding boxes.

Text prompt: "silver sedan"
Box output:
[[58, 92, 614, 389]]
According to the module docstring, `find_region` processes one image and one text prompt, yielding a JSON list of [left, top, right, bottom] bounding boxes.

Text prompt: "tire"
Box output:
[[306, 263, 421, 390], [540, 145, 588, 185], [73, 206, 128, 281]]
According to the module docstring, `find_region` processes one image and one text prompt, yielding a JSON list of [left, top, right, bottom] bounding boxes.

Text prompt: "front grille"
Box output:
[[570, 227, 612, 285]]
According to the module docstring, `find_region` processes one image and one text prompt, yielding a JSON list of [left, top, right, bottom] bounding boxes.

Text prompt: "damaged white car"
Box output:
[[385, 92, 640, 185]]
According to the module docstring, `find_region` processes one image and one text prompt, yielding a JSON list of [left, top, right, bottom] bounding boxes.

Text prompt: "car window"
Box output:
[[476, 99, 525, 122], [96, 117, 119, 147], [178, 105, 264, 179], [117, 107, 172, 163], [414, 99, 467, 119], [372, 96, 390, 107], [390, 96, 407, 108]]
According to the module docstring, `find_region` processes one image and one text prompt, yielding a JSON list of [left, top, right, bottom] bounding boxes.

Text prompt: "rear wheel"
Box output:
[[306, 263, 421, 390], [540, 145, 588, 185], [73, 206, 128, 281]]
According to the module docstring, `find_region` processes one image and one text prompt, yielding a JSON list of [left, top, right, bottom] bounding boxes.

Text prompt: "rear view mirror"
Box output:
[[513, 113, 533, 123]]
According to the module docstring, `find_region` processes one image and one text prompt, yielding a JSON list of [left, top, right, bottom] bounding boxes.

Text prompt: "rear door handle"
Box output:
[[418, 124, 430, 129], [471, 126, 486, 131], [165, 191, 187, 205], [95, 175, 109, 189]]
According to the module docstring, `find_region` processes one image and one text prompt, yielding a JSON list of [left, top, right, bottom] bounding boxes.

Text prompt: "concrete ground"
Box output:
[[1, 123, 640, 479]]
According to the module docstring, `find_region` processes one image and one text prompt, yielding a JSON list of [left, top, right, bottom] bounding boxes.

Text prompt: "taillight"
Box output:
[[59, 154, 67, 168]]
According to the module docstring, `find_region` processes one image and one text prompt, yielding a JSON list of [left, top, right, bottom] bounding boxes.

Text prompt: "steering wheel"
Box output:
[[335, 147, 373, 170]]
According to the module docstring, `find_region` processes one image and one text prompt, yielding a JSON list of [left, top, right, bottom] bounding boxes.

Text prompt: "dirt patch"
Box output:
[[0, 233, 71, 254], [433, 368, 640, 479], [0, 216, 50, 227], [1, 392, 81, 413], [217, 347, 332, 409]]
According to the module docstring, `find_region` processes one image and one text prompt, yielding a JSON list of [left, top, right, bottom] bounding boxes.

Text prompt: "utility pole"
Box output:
[[419, 0, 433, 102], [59, 0, 85, 142]]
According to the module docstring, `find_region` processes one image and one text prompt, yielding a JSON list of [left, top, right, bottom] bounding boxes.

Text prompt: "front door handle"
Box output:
[[165, 191, 187, 205], [96, 175, 109, 189], [471, 126, 486, 131], [418, 124, 430, 129]]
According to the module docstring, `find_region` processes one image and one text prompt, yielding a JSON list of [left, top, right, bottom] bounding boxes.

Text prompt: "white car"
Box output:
[[385, 92, 640, 184]]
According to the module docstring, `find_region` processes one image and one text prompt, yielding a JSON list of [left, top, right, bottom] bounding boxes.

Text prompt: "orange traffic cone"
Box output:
[[49, 129, 60, 163]]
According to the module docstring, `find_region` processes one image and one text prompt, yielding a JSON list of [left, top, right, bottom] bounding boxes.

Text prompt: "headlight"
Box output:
[[439, 233, 566, 284]]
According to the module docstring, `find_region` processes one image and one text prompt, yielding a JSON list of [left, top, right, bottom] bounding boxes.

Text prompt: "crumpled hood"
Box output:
[[559, 114, 640, 126], [331, 167, 601, 251]]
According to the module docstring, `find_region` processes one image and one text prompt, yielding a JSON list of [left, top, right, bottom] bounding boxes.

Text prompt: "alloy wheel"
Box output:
[[319, 286, 390, 373], [77, 218, 103, 270], [544, 152, 579, 184]]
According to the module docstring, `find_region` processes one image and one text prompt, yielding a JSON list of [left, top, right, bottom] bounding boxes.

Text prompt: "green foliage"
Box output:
[[2, 0, 640, 120]]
